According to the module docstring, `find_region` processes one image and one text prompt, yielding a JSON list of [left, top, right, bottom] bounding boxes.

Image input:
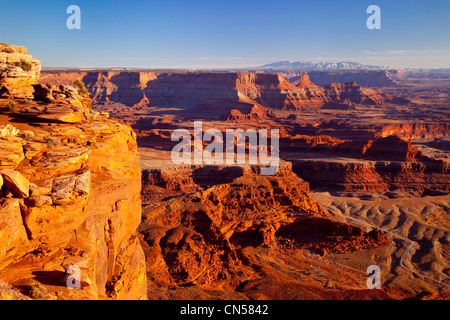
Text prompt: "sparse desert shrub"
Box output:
[[15, 59, 33, 71], [73, 79, 89, 97], [90, 111, 100, 120], [43, 135, 61, 148], [0, 292, 13, 300], [29, 282, 48, 300], [6, 101, 17, 114], [23, 130, 35, 141]]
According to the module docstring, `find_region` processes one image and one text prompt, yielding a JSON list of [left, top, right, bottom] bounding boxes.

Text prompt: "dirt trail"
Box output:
[[312, 192, 450, 291]]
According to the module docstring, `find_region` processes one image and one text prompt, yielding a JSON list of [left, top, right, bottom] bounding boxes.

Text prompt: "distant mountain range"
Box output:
[[253, 61, 392, 71]]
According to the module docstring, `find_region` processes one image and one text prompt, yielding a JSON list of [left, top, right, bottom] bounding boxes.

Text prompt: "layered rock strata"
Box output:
[[39, 71, 405, 118], [0, 44, 41, 99], [139, 161, 389, 298], [0, 43, 146, 300]]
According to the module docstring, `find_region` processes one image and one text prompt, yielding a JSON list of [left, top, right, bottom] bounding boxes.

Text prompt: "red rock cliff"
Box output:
[[0, 44, 147, 300], [291, 136, 449, 192], [39, 71, 403, 116]]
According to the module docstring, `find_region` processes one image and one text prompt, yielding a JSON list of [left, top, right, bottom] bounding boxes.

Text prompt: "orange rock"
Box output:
[[50, 171, 90, 205], [25, 195, 52, 207], [0, 43, 147, 300], [0, 198, 30, 269], [0, 169, 29, 198], [28, 183, 51, 197]]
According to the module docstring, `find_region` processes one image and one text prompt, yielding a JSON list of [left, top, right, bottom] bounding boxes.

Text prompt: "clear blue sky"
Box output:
[[1, 0, 449, 69]]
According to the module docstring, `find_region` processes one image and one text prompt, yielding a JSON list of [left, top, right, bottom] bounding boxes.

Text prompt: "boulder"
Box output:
[[25, 195, 53, 207], [0, 169, 29, 198], [0, 198, 30, 269], [32, 83, 55, 101], [29, 183, 51, 197]]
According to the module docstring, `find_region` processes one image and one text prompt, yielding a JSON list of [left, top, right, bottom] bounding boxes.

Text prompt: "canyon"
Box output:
[[39, 71, 407, 116], [0, 43, 449, 300], [39, 69, 447, 142], [139, 161, 393, 300]]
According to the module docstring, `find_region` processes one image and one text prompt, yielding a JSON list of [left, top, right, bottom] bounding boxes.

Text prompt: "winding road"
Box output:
[[329, 206, 449, 290]]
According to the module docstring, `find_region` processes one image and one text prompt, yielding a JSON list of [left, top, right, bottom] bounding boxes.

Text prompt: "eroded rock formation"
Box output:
[[0, 44, 41, 99], [9, 44, 446, 300], [0, 43, 146, 300], [142, 162, 311, 205], [139, 161, 389, 299], [39, 71, 405, 118], [289, 136, 449, 192]]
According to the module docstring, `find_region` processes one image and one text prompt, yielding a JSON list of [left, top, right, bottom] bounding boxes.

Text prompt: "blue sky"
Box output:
[[1, 0, 449, 69]]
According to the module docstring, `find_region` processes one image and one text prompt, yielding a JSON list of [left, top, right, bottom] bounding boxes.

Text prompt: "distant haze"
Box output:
[[249, 61, 392, 71]]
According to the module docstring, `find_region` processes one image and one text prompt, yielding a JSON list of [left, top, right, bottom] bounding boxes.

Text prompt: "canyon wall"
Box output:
[[289, 136, 449, 192], [292, 160, 448, 192], [379, 122, 450, 140], [139, 161, 389, 299], [141, 161, 310, 205], [0, 44, 147, 300], [39, 71, 405, 117]]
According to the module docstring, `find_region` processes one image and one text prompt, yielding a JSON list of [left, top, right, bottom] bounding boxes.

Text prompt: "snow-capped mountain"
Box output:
[[255, 61, 391, 71]]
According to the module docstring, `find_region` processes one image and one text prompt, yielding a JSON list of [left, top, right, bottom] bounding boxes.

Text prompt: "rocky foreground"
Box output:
[[0, 44, 146, 299]]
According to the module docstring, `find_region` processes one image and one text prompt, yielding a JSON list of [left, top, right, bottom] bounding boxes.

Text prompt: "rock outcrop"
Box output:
[[290, 136, 449, 192], [0, 43, 146, 300], [139, 161, 388, 299], [141, 161, 310, 205], [0, 44, 41, 99], [379, 122, 450, 140]]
